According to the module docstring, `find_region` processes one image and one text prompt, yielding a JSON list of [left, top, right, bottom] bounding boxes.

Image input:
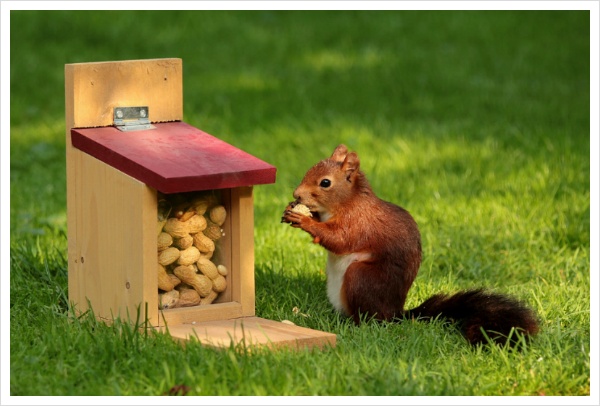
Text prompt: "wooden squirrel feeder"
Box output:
[[64, 58, 336, 349]]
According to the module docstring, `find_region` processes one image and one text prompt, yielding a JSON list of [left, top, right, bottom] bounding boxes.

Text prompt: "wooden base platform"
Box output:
[[155, 316, 336, 350]]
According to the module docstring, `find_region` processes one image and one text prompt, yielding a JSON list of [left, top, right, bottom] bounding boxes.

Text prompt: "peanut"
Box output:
[[186, 214, 207, 234], [217, 265, 228, 276], [209, 205, 227, 226], [196, 257, 220, 280], [157, 232, 173, 251], [203, 221, 223, 241], [200, 290, 219, 305], [191, 195, 218, 215], [158, 264, 174, 291], [178, 288, 201, 307], [174, 235, 193, 250], [199, 250, 214, 260], [158, 247, 180, 266], [168, 273, 181, 288], [163, 218, 190, 238], [211, 275, 227, 293], [192, 201, 209, 216], [159, 289, 179, 309], [291, 203, 312, 217], [173, 265, 213, 297], [177, 246, 201, 266], [193, 232, 215, 253], [178, 208, 197, 222]]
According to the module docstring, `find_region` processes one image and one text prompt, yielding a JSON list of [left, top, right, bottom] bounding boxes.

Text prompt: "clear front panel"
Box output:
[[156, 190, 231, 311]]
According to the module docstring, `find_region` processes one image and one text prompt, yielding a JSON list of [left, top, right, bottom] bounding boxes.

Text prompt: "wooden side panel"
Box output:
[[65, 58, 182, 128], [67, 151, 157, 322], [231, 187, 256, 316]]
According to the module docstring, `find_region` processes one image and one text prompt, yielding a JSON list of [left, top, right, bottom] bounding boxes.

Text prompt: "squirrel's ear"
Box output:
[[341, 152, 360, 182], [330, 144, 349, 163]]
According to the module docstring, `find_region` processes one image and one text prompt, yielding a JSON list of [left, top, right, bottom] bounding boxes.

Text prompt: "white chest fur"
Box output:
[[326, 252, 370, 315]]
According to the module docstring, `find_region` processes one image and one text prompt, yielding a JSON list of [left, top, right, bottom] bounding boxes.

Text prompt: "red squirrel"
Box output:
[[282, 144, 539, 346]]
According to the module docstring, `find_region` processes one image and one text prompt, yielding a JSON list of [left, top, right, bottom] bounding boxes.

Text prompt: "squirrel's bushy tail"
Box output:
[[405, 288, 539, 346]]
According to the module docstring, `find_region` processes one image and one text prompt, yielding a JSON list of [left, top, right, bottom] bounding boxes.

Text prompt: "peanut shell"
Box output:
[[291, 203, 312, 217], [196, 257, 220, 280], [203, 221, 223, 241], [191, 195, 218, 215], [174, 235, 193, 250], [157, 232, 173, 251], [158, 247, 180, 266], [193, 233, 215, 253], [211, 275, 227, 293], [158, 264, 174, 292], [217, 265, 228, 276], [200, 290, 219, 305], [173, 265, 213, 297], [186, 214, 207, 234], [177, 246, 201, 266], [178, 209, 197, 222], [192, 201, 209, 215], [168, 273, 181, 288], [199, 250, 214, 260], [159, 289, 179, 309], [178, 288, 201, 307], [163, 218, 190, 239], [209, 205, 227, 226]]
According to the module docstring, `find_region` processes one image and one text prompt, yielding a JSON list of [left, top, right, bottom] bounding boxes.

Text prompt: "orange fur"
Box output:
[[282, 145, 539, 346]]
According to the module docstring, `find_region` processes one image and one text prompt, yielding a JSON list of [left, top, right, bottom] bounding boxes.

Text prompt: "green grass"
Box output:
[[8, 10, 591, 396]]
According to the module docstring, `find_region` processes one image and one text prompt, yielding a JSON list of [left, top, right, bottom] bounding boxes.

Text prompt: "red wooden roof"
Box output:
[[71, 121, 276, 193]]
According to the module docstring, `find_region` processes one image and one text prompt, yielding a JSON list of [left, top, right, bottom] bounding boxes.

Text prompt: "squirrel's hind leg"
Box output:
[[342, 261, 407, 324]]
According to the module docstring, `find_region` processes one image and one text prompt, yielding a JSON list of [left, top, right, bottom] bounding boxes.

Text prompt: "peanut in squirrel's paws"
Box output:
[[281, 201, 312, 224], [289, 203, 312, 217]]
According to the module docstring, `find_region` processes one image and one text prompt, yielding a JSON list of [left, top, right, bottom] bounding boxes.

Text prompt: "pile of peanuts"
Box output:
[[157, 192, 228, 310]]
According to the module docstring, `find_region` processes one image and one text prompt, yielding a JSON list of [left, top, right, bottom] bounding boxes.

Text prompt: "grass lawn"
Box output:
[[7, 10, 592, 396]]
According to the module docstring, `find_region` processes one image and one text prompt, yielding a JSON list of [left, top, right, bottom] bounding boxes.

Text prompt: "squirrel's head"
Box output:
[[293, 144, 364, 221]]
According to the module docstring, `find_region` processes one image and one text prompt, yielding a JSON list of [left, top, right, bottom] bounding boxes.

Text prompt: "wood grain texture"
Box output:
[[159, 302, 244, 326], [67, 151, 157, 321], [71, 122, 277, 193], [65, 58, 182, 129], [65, 59, 335, 350], [65, 59, 183, 321], [230, 187, 256, 316], [155, 317, 337, 350]]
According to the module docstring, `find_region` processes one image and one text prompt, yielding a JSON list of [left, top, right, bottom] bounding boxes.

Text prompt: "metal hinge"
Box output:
[[113, 106, 155, 132]]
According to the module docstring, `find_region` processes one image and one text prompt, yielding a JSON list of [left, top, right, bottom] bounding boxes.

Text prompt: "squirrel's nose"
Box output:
[[293, 188, 302, 202]]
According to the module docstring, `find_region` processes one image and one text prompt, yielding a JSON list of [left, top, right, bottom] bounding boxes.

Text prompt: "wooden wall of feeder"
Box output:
[[65, 58, 336, 350]]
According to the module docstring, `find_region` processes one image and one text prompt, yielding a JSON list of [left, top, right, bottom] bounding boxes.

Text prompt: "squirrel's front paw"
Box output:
[[281, 210, 304, 226]]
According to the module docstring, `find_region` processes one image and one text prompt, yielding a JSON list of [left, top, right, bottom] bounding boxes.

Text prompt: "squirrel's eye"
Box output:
[[320, 179, 331, 188]]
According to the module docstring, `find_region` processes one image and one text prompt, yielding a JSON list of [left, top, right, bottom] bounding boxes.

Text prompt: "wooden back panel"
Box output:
[[65, 58, 182, 129], [65, 59, 183, 321]]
